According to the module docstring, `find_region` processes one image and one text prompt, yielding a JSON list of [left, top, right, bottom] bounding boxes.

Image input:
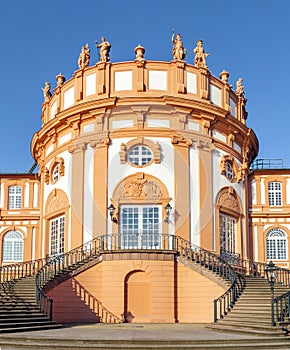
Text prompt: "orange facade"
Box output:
[[0, 41, 288, 323]]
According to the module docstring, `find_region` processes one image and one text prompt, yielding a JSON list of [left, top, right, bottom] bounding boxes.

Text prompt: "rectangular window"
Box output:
[[219, 213, 236, 254], [50, 215, 65, 256], [120, 205, 161, 249], [268, 182, 282, 206], [8, 186, 22, 209]]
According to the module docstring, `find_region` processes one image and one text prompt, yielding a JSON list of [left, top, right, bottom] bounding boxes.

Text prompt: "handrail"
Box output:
[[231, 257, 290, 287], [36, 233, 242, 323], [226, 257, 290, 326], [171, 236, 245, 322], [0, 258, 49, 283], [273, 291, 290, 323], [36, 237, 102, 320]]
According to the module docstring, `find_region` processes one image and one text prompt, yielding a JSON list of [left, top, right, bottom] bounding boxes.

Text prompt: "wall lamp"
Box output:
[[108, 203, 118, 223], [164, 203, 172, 223]]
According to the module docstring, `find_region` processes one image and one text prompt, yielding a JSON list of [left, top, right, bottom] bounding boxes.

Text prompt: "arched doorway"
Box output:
[[124, 271, 151, 323]]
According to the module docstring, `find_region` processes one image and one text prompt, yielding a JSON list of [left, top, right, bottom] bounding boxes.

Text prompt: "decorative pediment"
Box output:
[[113, 173, 169, 203], [119, 178, 162, 199], [45, 189, 69, 217], [216, 187, 241, 216]]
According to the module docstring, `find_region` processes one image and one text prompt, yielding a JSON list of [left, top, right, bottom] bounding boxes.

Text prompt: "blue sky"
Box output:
[[0, 0, 290, 172]]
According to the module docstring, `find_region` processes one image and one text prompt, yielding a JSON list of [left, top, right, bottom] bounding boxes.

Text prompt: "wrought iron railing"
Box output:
[[35, 234, 244, 323], [169, 236, 245, 322], [36, 237, 102, 320], [231, 257, 290, 287], [225, 257, 290, 325], [274, 291, 290, 323], [2, 233, 273, 324]]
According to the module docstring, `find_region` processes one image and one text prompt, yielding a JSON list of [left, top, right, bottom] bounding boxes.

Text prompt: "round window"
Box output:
[[128, 146, 153, 166]]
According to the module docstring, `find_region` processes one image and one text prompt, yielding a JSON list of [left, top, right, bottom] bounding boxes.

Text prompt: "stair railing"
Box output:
[[0, 258, 49, 283], [274, 291, 290, 323], [225, 257, 290, 326], [230, 257, 290, 287], [172, 236, 245, 322], [35, 236, 102, 320]]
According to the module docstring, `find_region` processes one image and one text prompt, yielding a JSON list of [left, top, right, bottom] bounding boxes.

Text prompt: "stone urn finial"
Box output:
[[56, 73, 66, 87], [134, 44, 145, 60], [219, 70, 229, 84]]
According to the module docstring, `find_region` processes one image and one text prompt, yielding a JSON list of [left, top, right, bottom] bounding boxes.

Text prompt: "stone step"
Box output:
[[0, 320, 57, 329], [0, 313, 48, 319], [1, 334, 290, 349], [221, 318, 273, 325], [0, 323, 62, 334], [207, 324, 283, 336]]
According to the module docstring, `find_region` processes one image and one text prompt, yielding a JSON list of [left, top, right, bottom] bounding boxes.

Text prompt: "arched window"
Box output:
[[225, 161, 235, 180], [3, 231, 23, 262], [52, 164, 60, 183], [266, 228, 287, 260]]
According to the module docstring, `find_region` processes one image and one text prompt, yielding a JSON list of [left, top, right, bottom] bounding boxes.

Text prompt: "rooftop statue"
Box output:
[[78, 43, 90, 70], [95, 36, 111, 63], [41, 82, 52, 103], [193, 39, 209, 68], [236, 78, 244, 96], [171, 31, 186, 61]]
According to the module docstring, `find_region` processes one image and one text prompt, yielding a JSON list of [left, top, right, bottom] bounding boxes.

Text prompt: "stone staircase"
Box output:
[[0, 276, 61, 333], [207, 275, 289, 336]]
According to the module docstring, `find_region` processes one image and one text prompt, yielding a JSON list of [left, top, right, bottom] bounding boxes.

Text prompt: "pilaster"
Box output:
[[172, 135, 192, 241], [69, 142, 87, 248], [199, 68, 209, 100], [197, 138, 214, 250], [90, 138, 110, 237]]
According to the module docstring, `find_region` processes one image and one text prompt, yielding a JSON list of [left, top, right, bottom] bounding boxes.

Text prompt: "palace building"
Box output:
[[0, 36, 289, 326]]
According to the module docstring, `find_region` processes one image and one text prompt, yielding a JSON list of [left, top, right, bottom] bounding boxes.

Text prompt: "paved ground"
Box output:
[[0, 323, 263, 341]]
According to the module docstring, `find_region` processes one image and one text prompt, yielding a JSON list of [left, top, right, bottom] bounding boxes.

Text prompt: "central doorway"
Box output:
[[120, 205, 161, 249]]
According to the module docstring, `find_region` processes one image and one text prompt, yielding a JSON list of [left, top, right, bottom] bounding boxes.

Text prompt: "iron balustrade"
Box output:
[[224, 257, 290, 325], [273, 291, 290, 323], [4, 233, 290, 324]]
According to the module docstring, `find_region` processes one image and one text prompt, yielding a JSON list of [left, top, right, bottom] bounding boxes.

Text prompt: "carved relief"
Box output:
[[47, 196, 67, 215], [171, 135, 192, 147], [216, 187, 241, 216], [113, 173, 170, 205], [119, 178, 163, 200], [45, 189, 69, 217]]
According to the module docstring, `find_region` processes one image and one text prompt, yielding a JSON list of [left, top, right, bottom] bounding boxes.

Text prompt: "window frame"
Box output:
[[127, 145, 153, 167], [268, 181, 282, 206], [8, 185, 22, 209], [50, 215, 65, 256], [219, 213, 237, 254], [266, 228, 288, 260], [2, 230, 23, 262], [120, 204, 162, 249]]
